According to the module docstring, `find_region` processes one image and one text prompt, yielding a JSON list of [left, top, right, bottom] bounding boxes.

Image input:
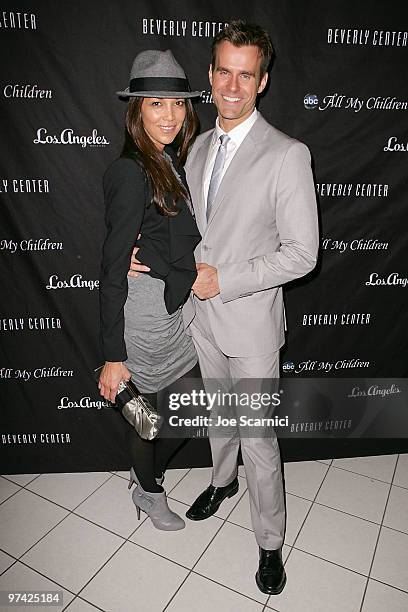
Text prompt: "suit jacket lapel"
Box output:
[[188, 131, 213, 235]]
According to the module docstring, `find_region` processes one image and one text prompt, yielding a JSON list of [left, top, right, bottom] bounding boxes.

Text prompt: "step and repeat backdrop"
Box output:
[[1, 0, 407, 472]]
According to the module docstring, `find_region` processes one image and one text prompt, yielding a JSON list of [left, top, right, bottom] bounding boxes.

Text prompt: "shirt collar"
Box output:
[[213, 108, 259, 148]]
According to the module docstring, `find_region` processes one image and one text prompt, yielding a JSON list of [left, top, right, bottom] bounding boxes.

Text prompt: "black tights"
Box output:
[[125, 362, 201, 493]]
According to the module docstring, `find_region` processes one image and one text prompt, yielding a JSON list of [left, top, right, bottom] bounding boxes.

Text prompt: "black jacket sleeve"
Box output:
[[99, 157, 146, 361]]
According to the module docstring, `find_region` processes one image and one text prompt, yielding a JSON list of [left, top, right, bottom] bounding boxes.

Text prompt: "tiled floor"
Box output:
[[1, 455, 408, 611]]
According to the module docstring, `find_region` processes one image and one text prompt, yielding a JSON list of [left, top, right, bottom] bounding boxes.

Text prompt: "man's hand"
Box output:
[[128, 245, 150, 278], [192, 263, 220, 299]]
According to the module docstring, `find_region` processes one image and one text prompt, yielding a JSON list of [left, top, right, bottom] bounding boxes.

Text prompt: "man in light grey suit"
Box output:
[[183, 21, 318, 595], [130, 21, 318, 595]]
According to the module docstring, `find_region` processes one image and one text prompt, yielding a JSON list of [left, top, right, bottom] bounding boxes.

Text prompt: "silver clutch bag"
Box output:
[[116, 378, 163, 440], [95, 367, 162, 440]]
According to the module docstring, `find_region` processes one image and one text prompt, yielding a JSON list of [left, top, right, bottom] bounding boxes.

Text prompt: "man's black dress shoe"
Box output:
[[255, 546, 286, 595], [185, 477, 239, 520]]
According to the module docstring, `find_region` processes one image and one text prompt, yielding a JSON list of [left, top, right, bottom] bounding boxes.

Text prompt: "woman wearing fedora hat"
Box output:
[[98, 50, 202, 530]]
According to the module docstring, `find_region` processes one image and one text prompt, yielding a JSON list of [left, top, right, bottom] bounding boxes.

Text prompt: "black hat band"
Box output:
[[129, 76, 191, 93]]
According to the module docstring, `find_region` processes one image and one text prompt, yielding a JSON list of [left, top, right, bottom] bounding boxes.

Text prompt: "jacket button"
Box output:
[[203, 245, 209, 251]]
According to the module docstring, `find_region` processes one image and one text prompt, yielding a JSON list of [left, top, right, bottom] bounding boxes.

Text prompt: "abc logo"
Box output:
[[282, 361, 295, 372], [304, 94, 318, 110]]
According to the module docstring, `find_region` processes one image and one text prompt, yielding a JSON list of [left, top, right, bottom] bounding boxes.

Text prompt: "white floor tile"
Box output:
[[0, 550, 16, 574], [226, 490, 313, 548], [284, 493, 313, 546], [0, 562, 74, 611], [227, 490, 252, 530], [21, 513, 123, 593], [266, 548, 366, 611], [332, 454, 398, 483], [316, 466, 390, 523], [26, 472, 112, 510], [195, 521, 269, 604], [81, 541, 188, 611], [2, 474, 40, 486], [383, 485, 408, 534], [115, 467, 190, 493], [169, 467, 246, 519], [361, 578, 408, 612], [75, 474, 145, 538], [394, 454, 408, 488], [130, 498, 222, 568], [371, 526, 408, 592], [0, 489, 68, 557], [1, 454, 406, 612], [295, 503, 379, 574], [64, 597, 101, 611], [316, 459, 332, 465], [166, 571, 264, 611], [115, 470, 132, 483], [283, 461, 329, 500], [238, 465, 246, 478], [0, 476, 20, 504], [162, 468, 191, 492]]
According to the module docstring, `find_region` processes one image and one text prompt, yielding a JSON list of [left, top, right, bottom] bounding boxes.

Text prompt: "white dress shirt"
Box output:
[[203, 109, 259, 211]]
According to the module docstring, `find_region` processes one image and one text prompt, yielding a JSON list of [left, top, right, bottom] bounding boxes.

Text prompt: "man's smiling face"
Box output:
[[209, 40, 268, 131]]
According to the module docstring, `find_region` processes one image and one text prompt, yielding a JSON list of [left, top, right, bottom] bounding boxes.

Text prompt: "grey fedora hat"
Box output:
[[117, 49, 201, 98]]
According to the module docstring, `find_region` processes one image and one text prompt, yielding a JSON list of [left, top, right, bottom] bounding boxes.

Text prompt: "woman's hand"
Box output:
[[98, 362, 131, 403]]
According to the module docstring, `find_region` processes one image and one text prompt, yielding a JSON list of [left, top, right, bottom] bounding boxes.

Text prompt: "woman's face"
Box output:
[[140, 97, 186, 150]]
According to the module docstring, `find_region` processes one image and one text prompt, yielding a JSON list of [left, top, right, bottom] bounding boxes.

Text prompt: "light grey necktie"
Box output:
[[206, 133, 230, 220]]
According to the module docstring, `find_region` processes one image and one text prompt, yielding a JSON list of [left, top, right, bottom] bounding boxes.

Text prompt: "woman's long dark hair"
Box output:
[[122, 97, 199, 216]]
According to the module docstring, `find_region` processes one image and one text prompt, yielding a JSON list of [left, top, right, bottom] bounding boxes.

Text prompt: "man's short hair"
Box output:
[[211, 19, 274, 77]]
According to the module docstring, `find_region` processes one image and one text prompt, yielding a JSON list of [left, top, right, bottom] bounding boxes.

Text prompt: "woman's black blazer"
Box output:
[[99, 148, 201, 362]]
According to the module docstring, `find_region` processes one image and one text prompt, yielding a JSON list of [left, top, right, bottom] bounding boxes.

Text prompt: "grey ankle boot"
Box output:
[[128, 467, 164, 490], [132, 484, 185, 530]]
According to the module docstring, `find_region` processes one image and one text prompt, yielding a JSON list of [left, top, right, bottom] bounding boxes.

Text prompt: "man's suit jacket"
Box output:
[[183, 112, 319, 357]]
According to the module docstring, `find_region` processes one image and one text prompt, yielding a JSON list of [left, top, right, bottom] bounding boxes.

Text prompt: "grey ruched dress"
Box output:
[[124, 273, 197, 393]]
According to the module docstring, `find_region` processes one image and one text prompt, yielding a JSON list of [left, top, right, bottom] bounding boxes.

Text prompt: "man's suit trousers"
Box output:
[[191, 313, 286, 550]]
